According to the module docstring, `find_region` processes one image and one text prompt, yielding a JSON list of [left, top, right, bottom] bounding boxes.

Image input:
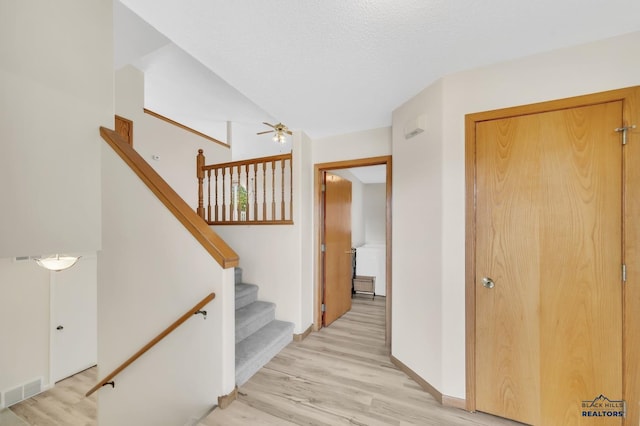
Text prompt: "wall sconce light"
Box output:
[[34, 254, 80, 272]]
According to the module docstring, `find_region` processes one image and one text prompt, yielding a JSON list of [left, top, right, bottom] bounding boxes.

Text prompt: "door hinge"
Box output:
[[622, 264, 627, 283], [321, 303, 326, 312], [614, 125, 636, 145], [321, 184, 326, 192], [321, 244, 325, 252]]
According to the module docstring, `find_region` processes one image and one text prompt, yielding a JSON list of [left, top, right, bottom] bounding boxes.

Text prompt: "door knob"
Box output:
[[56, 325, 64, 330], [481, 277, 495, 289]]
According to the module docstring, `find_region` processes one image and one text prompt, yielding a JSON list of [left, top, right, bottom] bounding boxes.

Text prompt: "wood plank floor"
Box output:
[[9, 295, 522, 425], [9, 367, 97, 426], [201, 295, 522, 426]]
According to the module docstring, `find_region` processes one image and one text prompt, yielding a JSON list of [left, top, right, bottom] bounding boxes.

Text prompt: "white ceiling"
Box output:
[[114, 0, 277, 142], [116, 0, 640, 139]]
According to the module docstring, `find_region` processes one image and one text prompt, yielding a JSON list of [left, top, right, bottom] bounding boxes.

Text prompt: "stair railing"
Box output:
[[197, 150, 293, 225], [86, 292, 215, 396], [101, 127, 238, 268]]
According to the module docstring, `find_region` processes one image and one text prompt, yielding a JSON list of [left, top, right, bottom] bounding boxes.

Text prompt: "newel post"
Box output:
[[197, 149, 205, 219]]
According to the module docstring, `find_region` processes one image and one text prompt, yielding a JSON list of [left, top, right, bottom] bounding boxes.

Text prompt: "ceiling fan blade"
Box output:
[[257, 130, 275, 135], [262, 122, 276, 129], [285, 130, 293, 135]]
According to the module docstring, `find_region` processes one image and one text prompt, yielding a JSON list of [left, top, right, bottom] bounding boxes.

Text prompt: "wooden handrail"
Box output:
[[143, 108, 228, 148], [86, 292, 215, 397], [101, 127, 239, 268], [201, 152, 292, 172]]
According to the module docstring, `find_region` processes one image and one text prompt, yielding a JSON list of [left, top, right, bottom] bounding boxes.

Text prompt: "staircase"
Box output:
[[235, 267, 294, 386]]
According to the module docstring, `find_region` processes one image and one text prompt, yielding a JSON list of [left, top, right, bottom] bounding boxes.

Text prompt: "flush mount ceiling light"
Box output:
[[256, 122, 293, 144], [34, 254, 80, 272]]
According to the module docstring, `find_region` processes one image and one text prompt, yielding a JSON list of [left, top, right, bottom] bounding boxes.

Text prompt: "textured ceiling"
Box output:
[[118, 0, 640, 139]]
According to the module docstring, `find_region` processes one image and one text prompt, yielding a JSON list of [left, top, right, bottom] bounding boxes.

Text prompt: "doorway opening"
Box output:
[[314, 155, 392, 351]]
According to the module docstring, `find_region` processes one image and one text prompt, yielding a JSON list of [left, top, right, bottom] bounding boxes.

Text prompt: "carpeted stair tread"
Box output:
[[234, 266, 293, 386], [236, 320, 294, 386], [235, 283, 259, 310], [236, 301, 276, 343]]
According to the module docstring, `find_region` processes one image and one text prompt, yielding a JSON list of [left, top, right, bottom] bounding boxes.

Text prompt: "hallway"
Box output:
[[201, 295, 520, 425]]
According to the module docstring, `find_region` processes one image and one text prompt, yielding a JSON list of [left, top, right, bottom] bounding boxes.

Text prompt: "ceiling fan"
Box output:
[[257, 122, 292, 143]]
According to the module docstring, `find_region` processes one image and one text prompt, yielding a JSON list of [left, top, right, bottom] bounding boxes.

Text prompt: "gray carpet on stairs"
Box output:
[[236, 320, 294, 386], [235, 300, 276, 343], [235, 268, 294, 386], [235, 283, 259, 310]]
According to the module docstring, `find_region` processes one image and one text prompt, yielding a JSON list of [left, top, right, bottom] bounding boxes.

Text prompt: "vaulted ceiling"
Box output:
[[117, 0, 640, 140]]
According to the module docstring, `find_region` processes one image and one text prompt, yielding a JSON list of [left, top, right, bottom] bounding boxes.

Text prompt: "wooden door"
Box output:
[[323, 172, 352, 326], [475, 101, 623, 424]]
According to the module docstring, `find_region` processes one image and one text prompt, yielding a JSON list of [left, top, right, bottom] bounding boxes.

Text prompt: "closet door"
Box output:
[[475, 101, 623, 425]]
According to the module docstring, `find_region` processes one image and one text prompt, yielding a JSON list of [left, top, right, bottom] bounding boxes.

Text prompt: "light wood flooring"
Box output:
[[9, 295, 522, 425], [201, 295, 522, 426], [9, 367, 96, 425]]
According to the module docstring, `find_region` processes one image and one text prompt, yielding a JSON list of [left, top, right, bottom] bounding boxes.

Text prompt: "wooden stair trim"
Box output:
[[218, 386, 238, 409], [143, 108, 228, 148], [100, 126, 239, 268], [293, 324, 313, 342]]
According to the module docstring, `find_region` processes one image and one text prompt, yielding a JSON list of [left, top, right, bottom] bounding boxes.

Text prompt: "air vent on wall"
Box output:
[[23, 378, 41, 399], [13, 256, 39, 262], [3, 386, 22, 408], [1, 377, 42, 408]]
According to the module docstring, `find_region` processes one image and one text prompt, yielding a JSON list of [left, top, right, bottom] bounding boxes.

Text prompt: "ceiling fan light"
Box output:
[[260, 122, 290, 144]]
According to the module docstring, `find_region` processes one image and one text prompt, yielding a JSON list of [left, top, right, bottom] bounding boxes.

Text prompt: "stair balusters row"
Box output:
[[197, 150, 293, 225]]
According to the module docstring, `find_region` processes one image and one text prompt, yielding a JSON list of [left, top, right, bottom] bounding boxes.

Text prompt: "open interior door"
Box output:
[[322, 172, 352, 326]]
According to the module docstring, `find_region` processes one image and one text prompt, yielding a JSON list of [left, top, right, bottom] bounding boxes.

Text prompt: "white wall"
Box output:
[[99, 143, 235, 425], [0, 0, 112, 258], [0, 0, 109, 409], [115, 66, 232, 208], [312, 126, 391, 164], [231, 122, 293, 161], [392, 80, 445, 391], [0, 258, 50, 400], [363, 183, 386, 245], [392, 30, 640, 400], [215, 131, 314, 333]]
